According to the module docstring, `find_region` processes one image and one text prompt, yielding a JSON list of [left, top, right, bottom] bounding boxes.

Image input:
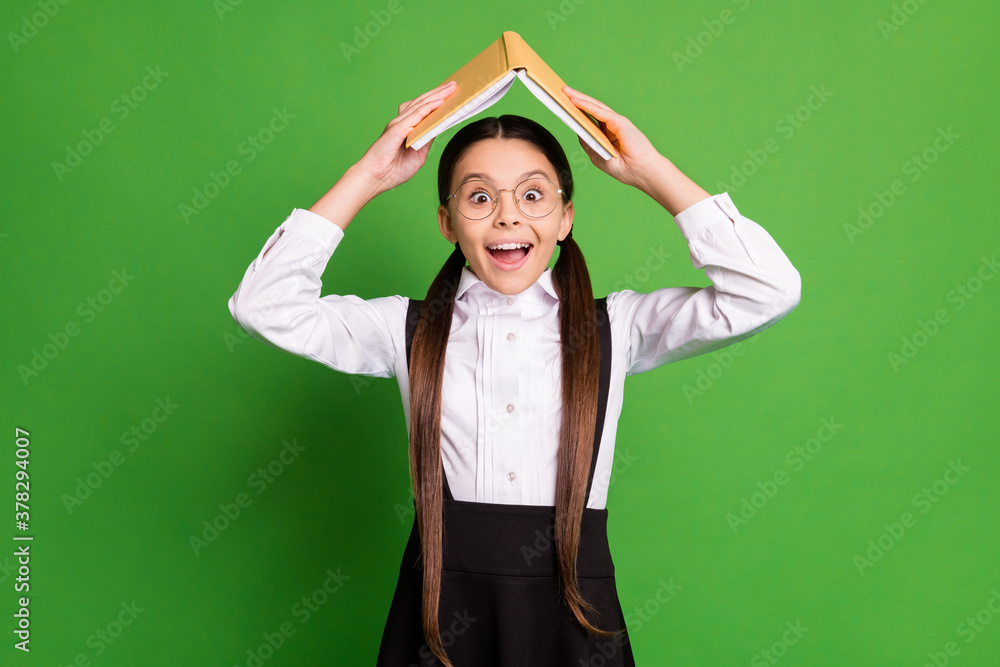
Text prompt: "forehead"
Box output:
[[453, 138, 556, 184]]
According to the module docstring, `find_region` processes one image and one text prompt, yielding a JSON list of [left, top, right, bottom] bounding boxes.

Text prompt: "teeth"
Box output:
[[487, 242, 532, 250]]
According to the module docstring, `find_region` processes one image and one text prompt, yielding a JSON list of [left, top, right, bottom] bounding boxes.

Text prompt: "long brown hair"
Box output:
[[408, 115, 619, 666]]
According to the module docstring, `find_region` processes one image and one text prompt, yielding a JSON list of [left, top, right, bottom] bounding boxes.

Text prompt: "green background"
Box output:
[[3, 0, 999, 664]]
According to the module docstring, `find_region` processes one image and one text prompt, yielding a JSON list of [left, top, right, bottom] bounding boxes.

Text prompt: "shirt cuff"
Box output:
[[672, 192, 740, 241], [280, 207, 346, 250]]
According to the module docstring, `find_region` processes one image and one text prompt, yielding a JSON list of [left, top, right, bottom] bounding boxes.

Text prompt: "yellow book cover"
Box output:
[[406, 31, 619, 160]]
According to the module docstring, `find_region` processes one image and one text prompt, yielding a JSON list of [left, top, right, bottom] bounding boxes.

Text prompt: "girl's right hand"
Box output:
[[353, 80, 458, 198]]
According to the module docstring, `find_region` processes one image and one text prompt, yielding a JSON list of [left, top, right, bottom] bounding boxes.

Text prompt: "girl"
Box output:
[[228, 80, 801, 666]]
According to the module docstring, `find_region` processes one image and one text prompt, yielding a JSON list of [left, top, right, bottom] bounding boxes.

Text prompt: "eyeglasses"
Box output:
[[446, 177, 564, 220]]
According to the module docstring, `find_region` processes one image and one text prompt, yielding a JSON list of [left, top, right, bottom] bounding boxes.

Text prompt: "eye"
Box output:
[[469, 189, 494, 205], [521, 188, 544, 202]]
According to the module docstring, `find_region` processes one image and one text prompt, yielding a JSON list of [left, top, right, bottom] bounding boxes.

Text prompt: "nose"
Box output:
[[494, 188, 520, 225]]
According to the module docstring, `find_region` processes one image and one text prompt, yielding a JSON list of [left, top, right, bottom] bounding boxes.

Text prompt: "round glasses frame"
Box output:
[[445, 177, 565, 220]]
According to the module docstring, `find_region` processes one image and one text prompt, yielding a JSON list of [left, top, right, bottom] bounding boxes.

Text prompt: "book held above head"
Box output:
[[405, 31, 619, 160]]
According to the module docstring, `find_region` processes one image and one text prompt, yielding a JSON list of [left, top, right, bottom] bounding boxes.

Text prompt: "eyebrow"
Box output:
[[458, 169, 551, 184]]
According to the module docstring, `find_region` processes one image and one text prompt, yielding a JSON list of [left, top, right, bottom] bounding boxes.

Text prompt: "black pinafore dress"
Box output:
[[376, 296, 635, 667]]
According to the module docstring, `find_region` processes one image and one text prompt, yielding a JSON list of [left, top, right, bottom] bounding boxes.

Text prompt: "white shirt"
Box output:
[[228, 192, 800, 509]]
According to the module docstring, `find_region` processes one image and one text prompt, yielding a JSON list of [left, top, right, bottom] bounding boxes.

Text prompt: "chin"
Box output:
[[488, 269, 544, 296]]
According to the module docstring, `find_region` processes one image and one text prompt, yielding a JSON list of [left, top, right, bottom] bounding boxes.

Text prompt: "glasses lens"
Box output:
[[455, 180, 499, 220], [454, 178, 562, 219], [514, 178, 559, 218]]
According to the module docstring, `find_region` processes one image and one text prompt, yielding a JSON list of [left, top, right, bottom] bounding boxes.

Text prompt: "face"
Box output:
[[438, 138, 573, 296]]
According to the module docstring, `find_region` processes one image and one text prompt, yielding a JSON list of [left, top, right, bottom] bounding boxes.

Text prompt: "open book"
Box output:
[[405, 31, 619, 160]]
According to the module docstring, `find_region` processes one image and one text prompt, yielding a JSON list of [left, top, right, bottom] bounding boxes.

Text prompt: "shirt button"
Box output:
[[507, 472, 517, 482], [506, 297, 514, 306], [506, 403, 515, 413], [506, 332, 515, 341]]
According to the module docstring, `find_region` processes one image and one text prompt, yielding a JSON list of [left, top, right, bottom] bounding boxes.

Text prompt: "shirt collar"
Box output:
[[455, 265, 560, 303]]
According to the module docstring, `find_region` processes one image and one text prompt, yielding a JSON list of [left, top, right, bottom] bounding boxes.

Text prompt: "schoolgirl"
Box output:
[[228, 80, 801, 666]]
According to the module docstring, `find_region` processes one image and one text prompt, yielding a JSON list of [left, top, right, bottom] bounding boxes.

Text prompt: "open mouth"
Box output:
[[486, 242, 533, 271]]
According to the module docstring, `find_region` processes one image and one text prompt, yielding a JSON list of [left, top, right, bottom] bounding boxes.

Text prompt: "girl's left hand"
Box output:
[[562, 85, 666, 194]]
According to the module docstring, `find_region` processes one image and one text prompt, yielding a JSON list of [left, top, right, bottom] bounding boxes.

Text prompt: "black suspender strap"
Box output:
[[585, 296, 612, 507]]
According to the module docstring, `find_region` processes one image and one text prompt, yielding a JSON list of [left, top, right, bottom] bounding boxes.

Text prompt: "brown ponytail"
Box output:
[[549, 230, 620, 637], [407, 242, 466, 667]]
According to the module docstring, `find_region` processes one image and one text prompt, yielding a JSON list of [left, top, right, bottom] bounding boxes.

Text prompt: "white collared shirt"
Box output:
[[228, 192, 800, 509]]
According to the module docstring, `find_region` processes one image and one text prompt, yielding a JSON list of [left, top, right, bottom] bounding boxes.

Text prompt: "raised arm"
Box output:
[[561, 85, 801, 374], [228, 81, 459, 376], [563, 84, 711, 216], [609, 193, 801, 374], [304, 80, 458, 235]]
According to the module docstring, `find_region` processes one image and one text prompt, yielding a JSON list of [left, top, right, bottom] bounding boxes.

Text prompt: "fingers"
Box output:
[[382, 82, 456, 141], [370, 82, 455, 158], [397, 80, 457, 117], [563, 84, 625, 135], [563, 85, 614, 114]]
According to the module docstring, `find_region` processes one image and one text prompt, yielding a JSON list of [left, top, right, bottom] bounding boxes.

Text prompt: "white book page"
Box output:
[[516, 69, 612, 160], [410, 71, 518, 149]]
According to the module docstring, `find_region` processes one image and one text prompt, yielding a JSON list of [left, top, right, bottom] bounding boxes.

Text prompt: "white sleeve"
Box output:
[[227, 208, 406, 378], [608, 192, 801, 376]]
